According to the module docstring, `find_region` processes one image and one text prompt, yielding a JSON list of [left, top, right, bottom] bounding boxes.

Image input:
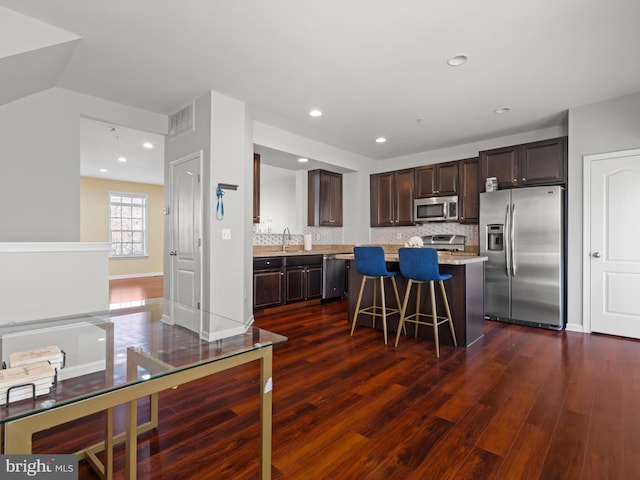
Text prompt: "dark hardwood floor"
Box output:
[[109, 276, 164, 305], [31, 284, 640, 479]]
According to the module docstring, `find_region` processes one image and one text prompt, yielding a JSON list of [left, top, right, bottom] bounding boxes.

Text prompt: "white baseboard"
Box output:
[[109, 272, 164, 280], [565, 322, 585, 333]]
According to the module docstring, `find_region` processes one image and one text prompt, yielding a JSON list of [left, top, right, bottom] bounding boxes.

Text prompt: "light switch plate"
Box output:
[[222, 228, 231, 240]]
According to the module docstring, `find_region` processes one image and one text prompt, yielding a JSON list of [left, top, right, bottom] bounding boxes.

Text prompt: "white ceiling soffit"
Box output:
[[1, 1, 640, 160], [0, 6, 80, 106], [254, 144, 354, 174]]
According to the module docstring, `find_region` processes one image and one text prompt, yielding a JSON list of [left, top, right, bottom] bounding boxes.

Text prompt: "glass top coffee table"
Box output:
[[0, 298, 287, 479]]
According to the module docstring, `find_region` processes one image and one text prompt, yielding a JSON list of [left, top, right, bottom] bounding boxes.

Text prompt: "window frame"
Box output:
[[108, 191, 148, 259]]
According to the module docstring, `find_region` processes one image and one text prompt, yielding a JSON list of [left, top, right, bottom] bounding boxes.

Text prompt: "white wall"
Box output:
[[0, 242, 109, 323], [163, 93, 211, 305], [253, 121, 374, 244], [0, 87, 166, 242], [0, 89, 80, 241], [380, 126, 567, 170], [259, 164, 299, 233], [566, 92, 640, 331], [164, 91, 253, 325], [209, 91, 252, 325]]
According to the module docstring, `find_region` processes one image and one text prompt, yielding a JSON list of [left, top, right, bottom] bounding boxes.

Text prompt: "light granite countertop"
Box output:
[[253, 244, 485, 264], [253, 245, 354, 257], [334, 251, 487, 265]]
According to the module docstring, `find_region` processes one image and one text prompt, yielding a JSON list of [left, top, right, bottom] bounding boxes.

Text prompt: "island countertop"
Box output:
[[335, 251, 487, 265]]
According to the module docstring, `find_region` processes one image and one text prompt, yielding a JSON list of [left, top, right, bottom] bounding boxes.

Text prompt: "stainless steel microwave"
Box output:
[[414, 195, 459, 222]]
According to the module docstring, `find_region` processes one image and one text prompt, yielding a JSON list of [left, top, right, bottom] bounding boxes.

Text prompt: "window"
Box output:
[[109, 192, 147, 257]]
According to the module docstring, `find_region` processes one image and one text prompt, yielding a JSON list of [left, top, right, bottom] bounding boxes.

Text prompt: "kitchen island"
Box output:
[[337, 251, 487, 348]]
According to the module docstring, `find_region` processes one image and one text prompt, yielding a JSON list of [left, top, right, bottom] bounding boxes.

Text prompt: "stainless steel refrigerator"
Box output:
[[480, 185, 565, 329]]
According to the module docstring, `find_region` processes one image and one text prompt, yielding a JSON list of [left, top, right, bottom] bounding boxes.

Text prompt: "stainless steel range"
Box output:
[[421, 234, 466, 251]]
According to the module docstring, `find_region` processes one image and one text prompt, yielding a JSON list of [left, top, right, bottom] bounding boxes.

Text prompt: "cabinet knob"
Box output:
[[513, 179, 517, 183], [522, 177, 526, 181]]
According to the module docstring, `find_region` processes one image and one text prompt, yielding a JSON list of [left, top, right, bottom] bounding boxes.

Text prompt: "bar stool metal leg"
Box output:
[[351, 276, 368, 336], [429, 280, 440, 358], [379, 276, 387, 344], [440, 280, 457, 347]]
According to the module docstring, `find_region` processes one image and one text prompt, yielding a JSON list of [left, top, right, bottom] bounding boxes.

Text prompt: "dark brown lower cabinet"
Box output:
[[254, 255, 323, 310], [285, 255, 323, 303], [253, 257, 284, 309]]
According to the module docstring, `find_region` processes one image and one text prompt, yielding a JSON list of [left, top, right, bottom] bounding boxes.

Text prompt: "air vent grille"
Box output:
[[169, 103, 194, 138]]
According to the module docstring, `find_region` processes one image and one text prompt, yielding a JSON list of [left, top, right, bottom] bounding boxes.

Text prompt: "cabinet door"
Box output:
[[459, 157, 479, 224], [414, 165, 436, 198], [370, 172, 395, 227], [318, 172, 334, 226], [327, 171, 343, 226], [306, 265, 323, 300], [394, 169, 415, 226], [519, 137, 567, 186], [309, 170, 343, 227], [285, 267, 305, 303], [436, 161, 459, 195], [253, 270, 282, 309], [480, 146, 519, 191], [253, 153, 260, 223]]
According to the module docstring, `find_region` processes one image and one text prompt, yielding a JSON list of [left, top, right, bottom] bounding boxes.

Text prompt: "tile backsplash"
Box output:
[[370, 223, 479, 247], [252, 224, 478, 247], [253, 226, 343, 247]]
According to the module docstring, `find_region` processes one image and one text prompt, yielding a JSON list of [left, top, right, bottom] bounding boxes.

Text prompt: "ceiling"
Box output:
[[80, 118, 165, 185], [2, 0, 640, 164]]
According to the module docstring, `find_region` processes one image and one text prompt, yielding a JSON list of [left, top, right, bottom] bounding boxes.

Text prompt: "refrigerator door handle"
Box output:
[[505, 204, 511, 277], [511, 203, 517, 277]]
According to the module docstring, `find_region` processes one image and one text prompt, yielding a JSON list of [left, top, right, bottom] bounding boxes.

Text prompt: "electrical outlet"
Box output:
[[222, 228, 231, 240], [397, 232, 402, 240]]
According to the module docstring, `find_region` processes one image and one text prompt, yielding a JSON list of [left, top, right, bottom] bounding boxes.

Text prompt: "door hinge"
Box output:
[[198, 174, 201, 183], [198, 238, 202, 247], [197, 302, 200, 310]]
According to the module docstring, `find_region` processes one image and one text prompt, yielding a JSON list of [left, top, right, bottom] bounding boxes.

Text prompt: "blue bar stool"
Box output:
[[351, 246, 402, 344], [395, 248, 457, 357]]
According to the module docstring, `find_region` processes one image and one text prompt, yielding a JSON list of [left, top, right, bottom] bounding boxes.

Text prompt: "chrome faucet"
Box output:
[[282, 227, 291, 251]]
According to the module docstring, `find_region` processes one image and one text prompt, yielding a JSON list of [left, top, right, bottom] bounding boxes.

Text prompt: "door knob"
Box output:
[[592, 252, 601, 258], [169, 251, 177, 256]]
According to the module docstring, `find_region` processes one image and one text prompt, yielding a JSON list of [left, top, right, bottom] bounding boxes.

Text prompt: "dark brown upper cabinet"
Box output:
[[479, 136, 567, 191], [253, 153, 260, 224], [415, 161, 459, 197], [308, 169, 343, 227], [370, 168, 415, 227], [458, 157, 479, 224]]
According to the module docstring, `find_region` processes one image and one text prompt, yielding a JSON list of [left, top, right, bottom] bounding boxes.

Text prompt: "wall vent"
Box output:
[[169, 102, 195, 138]]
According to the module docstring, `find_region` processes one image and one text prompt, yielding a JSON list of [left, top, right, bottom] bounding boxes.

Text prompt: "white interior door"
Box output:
[[587, 149, 640, 338], [170, 154, 202, 313]]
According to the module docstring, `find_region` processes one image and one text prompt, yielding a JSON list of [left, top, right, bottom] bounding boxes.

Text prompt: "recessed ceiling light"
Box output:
[[298, 157, 309, 163], [309, 109, 322, 117], [118, 156, 127, 162], [375, 137, 387, 143], [494, 107, 512, 114], [447, 54, 469, 67], [99, 168, 107, 173], [142, 142, 153, 149]]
